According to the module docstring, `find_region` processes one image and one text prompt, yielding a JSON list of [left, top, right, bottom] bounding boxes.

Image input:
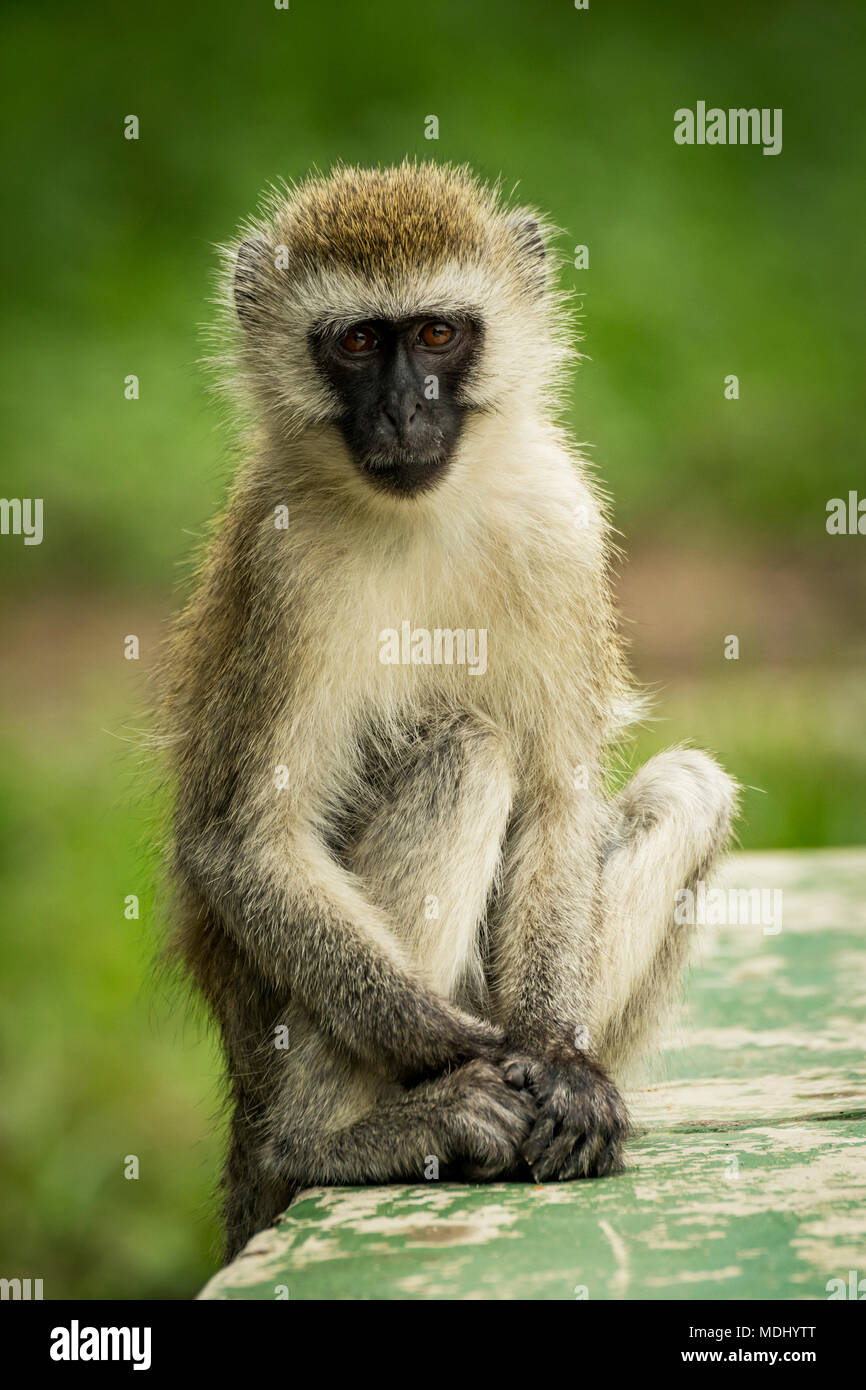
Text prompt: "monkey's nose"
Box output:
[[382, 397, 422, 436]]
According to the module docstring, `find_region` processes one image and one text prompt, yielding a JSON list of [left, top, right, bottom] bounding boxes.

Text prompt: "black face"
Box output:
[[310, 315, 481, 496]]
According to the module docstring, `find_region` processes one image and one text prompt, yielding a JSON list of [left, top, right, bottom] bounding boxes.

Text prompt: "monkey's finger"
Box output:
[[528, 1134, 582, 1183], [507, 1056, 550, 1100], [593, 1133, 626, 1177], [566, 1130, 606, 1179], [557, 1127, 621, 1181], [556, 1146, 591, 1182], [501, 1055, 532, 1089], [521, 1110, 558, 1168], [538, 1127, 583, 1178]]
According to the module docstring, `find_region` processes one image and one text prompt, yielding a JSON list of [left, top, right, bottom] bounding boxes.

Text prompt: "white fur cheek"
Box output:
[[463, 298, 557, 410], [251, 307, 342, 431]]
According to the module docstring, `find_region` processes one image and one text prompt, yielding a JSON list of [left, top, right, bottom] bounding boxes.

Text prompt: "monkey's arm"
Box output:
[[180, 819, 504, 1081], [489, 785, 629, 1178]]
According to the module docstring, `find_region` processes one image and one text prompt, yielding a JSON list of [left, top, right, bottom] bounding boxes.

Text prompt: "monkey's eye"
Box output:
[[340, 325, 379, 354], [418, 322, 454, 348]]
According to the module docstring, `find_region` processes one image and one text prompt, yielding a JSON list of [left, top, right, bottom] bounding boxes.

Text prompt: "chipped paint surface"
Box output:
[[199, 850, 866, 1300]]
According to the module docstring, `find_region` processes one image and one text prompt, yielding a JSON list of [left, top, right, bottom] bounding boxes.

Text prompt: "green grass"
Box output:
[[0, 677, 222, 1299]]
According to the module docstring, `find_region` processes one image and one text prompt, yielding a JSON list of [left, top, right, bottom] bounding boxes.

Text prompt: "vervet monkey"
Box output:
[[161, 162, 737, 1259]]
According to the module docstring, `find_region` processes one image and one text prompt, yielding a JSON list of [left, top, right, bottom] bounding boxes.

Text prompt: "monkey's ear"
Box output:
[[233, 236, 274, 329], [511, 215, 546, 262]]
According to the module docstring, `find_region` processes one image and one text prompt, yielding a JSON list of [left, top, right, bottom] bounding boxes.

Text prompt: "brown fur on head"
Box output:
[[255, 162, 509, 274]]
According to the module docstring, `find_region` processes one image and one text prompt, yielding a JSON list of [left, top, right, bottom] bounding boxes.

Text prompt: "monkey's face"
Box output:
[[309, 315, 482, 496], [229, 165, 569, 494]]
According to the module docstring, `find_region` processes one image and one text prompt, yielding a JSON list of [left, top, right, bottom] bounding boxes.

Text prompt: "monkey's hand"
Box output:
[[509, 1040, 629, 1181], [436, 1058, 537, 1181]]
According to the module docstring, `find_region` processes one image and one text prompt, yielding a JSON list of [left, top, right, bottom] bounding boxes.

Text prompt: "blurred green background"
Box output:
[[1, 0, 863, 1299]]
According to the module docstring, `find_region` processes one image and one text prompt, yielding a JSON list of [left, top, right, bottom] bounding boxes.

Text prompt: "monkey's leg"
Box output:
[[346, 714, 514, 1007], [494, 747, 736, 1182], [592, 747, 739, 1077]]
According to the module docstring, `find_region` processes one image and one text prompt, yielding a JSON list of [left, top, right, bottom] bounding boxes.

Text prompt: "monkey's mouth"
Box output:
[[360, 453, 451, 497]]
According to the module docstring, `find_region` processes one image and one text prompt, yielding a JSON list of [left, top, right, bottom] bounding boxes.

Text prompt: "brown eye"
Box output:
[[419, 322, 454, 348], [340, 325, 378, 353]]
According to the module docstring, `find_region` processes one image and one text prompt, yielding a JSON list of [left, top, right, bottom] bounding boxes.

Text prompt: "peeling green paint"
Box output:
[[199, 850, 866, 1301]]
